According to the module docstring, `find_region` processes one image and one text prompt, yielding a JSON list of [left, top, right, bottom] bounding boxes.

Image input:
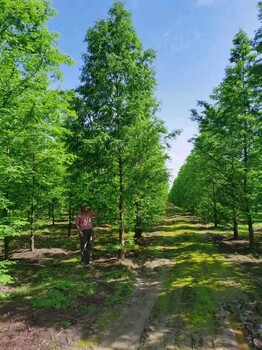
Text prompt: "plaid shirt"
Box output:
[[76, 211, 96, 231]]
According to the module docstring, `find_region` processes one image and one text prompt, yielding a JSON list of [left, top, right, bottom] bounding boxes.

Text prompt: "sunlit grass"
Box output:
[[148, 210, 251, 335]]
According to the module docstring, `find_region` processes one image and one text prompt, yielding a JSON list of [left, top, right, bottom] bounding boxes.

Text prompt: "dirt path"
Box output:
[[95, 256, 174, 350], [94, 211, 253, 350], [96, 271, 165, 350]]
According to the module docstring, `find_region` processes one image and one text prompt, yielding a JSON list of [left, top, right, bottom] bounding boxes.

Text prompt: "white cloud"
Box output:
[[163, 31, 190, 54], [149, 28, 202, 56]]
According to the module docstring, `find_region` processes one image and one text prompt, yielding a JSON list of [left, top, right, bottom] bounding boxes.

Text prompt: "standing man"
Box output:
[[76, 204, 97, 266]]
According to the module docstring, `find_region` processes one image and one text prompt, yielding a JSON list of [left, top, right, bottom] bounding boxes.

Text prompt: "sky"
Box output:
[[48, 0, 260, 183]]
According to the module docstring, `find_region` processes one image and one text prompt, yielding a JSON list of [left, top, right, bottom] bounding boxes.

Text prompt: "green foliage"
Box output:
[[0, 214, 28, 239], [170, 15, 262, 247], [0, 260, 15, 285], [0, 0, 75, 250], [66, 1, 172, 249]]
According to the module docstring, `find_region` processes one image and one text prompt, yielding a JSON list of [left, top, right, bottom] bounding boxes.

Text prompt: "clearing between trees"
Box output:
[[0, 206, 261, 350]]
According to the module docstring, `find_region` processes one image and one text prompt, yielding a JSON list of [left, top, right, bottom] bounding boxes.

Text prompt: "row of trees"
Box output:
[[0, 0, 173, 267], [0, 0, 74, 263], [169, 2, 262, 248]]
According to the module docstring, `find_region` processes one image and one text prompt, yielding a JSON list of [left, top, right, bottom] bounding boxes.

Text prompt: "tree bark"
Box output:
[[68, 197, 72, 237], [212, 182, 218, 228], [232, 208, 239, 240], [30, 153, 36, 251], [52, 200, 55, 226], [118, 156, 125, 260], [134, 201, 143, 243], [30, 202, 35, 251], [243, 137, 254, 248], [4, 236, 10, 260]]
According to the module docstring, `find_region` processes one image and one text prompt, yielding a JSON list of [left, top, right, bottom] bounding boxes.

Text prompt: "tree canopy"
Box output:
[[169, 19, 262, 248]]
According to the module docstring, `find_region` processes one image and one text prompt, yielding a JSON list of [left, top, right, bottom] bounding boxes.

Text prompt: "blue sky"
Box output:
[[48, 0, 260, 182]]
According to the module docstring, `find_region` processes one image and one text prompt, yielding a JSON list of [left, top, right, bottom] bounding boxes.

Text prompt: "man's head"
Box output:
[[81, 204, 90, 212]]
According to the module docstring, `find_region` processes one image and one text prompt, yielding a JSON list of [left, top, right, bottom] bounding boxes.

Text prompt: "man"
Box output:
[[76, 204, 97, 266]]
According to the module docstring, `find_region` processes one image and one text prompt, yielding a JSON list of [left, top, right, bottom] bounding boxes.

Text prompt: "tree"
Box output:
[[253, 1, 262, 87], [73, 1, 170, 257], [190, 103, 245, 235], [171, 29, 261, 247], [0, 0, 74, 257], [213, 30, 260, 247], [124, 119, 170, 242]]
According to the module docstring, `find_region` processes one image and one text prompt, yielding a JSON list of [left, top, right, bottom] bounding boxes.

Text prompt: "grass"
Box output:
[[140, 210, 255, 339], [1, 206, 261, 348], [1, 223, 137, 345]]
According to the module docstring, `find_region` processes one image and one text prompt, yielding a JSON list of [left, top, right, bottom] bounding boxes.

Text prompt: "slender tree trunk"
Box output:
[[4, 236, 10, 260], [246, 209, 254, 248], [134, 201, 143, 243], [232, 208, 239, 240], [1, 206, 10, 259], [243, 137, 254, 248], [30, 202, 35, 251], [118, 156, 125, 260], [30, 153, 36, 251], [68, 195, 72, 237], [212, 182, 218, 228], [52, 200, 55, 226]]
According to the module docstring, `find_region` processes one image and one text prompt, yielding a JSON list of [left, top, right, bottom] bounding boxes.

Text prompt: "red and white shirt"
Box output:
[[76, 211, 96, 231]]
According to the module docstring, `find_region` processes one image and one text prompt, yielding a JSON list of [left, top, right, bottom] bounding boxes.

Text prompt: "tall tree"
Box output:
[[171, 29, 261, 247], [0, 0, 73, 257], [124, 119, 170, 241], [253, 1, 262, 86], [74, 1, 170, 257], [213, 30, 260, 247]]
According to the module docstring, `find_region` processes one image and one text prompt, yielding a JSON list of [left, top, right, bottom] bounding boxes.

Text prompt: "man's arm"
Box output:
[[76, 215, 84, 237]]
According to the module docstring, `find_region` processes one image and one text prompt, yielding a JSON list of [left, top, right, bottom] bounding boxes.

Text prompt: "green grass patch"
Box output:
[[147, 214, 250, 335], [3, 221, 136, 333]]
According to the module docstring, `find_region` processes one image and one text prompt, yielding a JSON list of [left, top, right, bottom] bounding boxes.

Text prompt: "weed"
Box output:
[[60, 320, 71, 328], [32, 290, 69, 310]]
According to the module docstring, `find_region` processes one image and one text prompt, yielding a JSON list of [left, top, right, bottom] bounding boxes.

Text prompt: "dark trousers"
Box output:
[[80, 229, 93, 264]]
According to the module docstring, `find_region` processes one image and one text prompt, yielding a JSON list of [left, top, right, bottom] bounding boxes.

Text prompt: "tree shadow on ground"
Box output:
[[139, 262, 242, 345], [0, 223, 135, 350], [137, 211, 261, 350], [1, 211, 261, 350]]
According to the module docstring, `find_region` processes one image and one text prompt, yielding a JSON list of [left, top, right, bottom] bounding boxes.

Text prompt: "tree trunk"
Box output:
[[134, 202, 143, 243], [134, 228, 142, 244], [246, 211, 254, 248], [30, 153, 36, 252], [243, 138, 254, 248], [118, 156, 125, 260], [1, 208, 10, 259], [52, 200, 55, 226], [212, 182, 218, 228], [4, 236, 10, 260], [68, 198, 72, 237], [232, 208, 239, 240], [30, 203, 35, 251]]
